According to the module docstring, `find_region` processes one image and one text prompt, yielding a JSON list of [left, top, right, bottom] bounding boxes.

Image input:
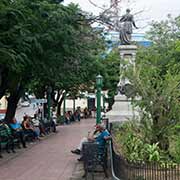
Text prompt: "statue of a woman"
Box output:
[[119, 9, 138, 45]]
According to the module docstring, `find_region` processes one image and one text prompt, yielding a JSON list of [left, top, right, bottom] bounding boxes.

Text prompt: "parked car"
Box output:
[[20, 101, 30, 107]]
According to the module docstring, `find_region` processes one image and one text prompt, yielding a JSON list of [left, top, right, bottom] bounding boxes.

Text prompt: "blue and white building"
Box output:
[[104, 30, 152, 48]]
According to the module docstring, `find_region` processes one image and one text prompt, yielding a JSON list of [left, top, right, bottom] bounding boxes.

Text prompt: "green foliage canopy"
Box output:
[[122, 15, 180, 153]]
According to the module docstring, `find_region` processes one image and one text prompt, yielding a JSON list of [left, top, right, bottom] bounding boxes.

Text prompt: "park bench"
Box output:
[[41, 120, 56, 134], [36, 117, 56, 134], [82, 141, 108, 180], [0, 124, 17, 158]]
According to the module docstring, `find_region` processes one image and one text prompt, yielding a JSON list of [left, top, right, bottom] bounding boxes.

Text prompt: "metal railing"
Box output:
[[109, 140, 121, 180], [108, 122, 180, 180], [110, 140, 180, 180]]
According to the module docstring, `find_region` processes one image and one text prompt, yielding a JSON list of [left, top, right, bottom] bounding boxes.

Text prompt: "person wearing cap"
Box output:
[[71, 125, 100, 155], [88, 124, 111, 151], [71, 124, 111, 158]]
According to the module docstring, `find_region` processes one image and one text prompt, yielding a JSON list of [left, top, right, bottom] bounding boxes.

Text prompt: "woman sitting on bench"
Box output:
[[22, 116, 40, 140]]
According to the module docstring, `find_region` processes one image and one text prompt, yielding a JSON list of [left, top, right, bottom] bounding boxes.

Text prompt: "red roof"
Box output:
[[0, 109, 7, 114]]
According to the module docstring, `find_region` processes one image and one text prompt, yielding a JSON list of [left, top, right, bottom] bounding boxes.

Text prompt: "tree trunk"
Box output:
[[73, 98, 75, 113], [0, 67, 8, 99], [0, 85, 6, 100], [4, 85, 24, 124], [57, 95, 65, 117]]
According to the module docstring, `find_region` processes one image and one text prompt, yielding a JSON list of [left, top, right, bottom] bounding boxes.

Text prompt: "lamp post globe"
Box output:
[[96, 74, 103, 87]]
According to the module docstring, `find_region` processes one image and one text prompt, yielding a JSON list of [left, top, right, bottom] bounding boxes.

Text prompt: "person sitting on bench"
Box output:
[[9, 117, 27, 148], [22, 115, 40, 140], [71, 124, 111, 160], [71, 124, 100, 155]]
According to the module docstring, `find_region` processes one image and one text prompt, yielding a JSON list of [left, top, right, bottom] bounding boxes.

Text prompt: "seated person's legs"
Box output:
[[39, 123, 46, 136], [51, 121, 56, 132], [71, 137, 88, 154], [16, 131, 27, 148], [24, 129, 37, 140]]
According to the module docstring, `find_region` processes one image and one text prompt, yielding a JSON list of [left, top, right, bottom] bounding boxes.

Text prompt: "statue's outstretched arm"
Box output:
[[132, 21, 138, 29], [120, 15, 125, 22], [132, 16, 138, 29]]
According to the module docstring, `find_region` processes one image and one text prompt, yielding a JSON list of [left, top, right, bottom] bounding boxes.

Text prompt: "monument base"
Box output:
[[106, 45, 138, 123], [106, 94, 138, 122]]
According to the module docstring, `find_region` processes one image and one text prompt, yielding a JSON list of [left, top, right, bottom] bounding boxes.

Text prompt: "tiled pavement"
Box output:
[[70, 161, 111, 180], [0, 119, 112, 180]]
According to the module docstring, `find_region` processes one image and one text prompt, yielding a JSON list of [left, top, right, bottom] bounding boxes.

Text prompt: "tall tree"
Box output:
[[123, 15, 180, 151]]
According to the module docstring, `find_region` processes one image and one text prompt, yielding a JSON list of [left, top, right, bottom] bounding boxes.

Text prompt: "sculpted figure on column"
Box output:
[[119, 9, 138, 45]]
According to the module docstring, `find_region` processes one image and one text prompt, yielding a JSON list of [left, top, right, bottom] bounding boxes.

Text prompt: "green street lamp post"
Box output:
[[47, 86, 52, 121], [63, 92, 66, 120], [96, 74, 103, 124], [102, 93, 105, 112]]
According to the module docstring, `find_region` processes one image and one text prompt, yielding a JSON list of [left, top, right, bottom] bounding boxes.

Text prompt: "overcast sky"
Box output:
[[63, 0, 180, 33]]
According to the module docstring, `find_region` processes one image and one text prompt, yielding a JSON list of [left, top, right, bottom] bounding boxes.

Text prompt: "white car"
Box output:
[[21, 101, 30, 107]]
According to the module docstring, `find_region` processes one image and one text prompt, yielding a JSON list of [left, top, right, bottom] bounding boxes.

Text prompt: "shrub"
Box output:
[[113, 121, 161, 163], [56, 116, 64, 125]]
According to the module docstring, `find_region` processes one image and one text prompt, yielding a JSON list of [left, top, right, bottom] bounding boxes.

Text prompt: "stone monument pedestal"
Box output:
[[106, 45, 138, 122]]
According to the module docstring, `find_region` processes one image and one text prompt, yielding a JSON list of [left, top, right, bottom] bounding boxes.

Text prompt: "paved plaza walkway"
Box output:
[[0, 118, 111, 180]]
